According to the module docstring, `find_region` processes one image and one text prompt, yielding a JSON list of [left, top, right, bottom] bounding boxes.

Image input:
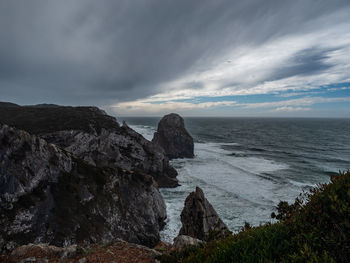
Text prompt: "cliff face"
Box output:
[[0, 124, 166, 252], [0, 104, 178, 187], [40, 122, 178, 188], [152, 113, 194, 159]]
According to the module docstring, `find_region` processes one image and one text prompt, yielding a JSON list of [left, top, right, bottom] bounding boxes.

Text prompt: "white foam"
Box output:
[[129, 124, 156, 141], [127, 124, 302, 243]]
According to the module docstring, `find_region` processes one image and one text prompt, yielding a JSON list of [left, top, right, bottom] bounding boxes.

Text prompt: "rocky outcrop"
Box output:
[[152, 113, 194, 159], [0, 124, 167, 252], [4, 240, 162, 263], [40, 122, 178, 188], [11, 243, 79, 261], [179, 187, 231, 241], [0, 103, 178, 187]]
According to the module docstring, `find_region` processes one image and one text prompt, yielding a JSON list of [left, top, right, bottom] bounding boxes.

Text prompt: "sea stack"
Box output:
[[152, 113, 194, 159], [179, 187, 231, 241]]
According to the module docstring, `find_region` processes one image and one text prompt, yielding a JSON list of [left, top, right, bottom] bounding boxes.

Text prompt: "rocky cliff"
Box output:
[[0, 103, 178, 187], [0, 124, 166, 252], [179, 187, 231, 241], [152, 113, 194, 159]]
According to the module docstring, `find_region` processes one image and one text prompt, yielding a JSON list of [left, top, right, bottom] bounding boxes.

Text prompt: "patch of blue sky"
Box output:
[[276, 82, 350, 98], [312, 101, 350, 110], [149, 94, 285, 104], [148, 82, 350, 105]]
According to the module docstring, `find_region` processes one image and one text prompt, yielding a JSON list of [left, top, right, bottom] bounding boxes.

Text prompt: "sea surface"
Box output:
[[119, 117, 350, 242]]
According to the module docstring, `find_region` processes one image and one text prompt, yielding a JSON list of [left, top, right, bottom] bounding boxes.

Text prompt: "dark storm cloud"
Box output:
[[267, 47, 337, 81], [0, 0, 349, 105]]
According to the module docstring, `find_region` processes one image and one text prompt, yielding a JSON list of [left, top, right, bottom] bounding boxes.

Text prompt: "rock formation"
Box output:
[[0, 124, 167, 252], [152, 113, 194, 159], [5, 240, 162, 263], [0, 103, 178, 187], [179, 187, 231, 241]]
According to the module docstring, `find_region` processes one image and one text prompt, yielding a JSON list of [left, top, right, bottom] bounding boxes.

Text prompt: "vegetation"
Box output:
[[0, 103, 119, 134], [160, 171, 350, 263]]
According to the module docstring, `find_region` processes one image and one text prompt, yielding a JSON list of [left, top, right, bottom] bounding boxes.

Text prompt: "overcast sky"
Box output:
[[1, 0, 350, 117]]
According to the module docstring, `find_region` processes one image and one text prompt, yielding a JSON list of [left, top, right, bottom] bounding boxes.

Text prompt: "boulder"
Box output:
[[152, 113, 194, 159], [179, 187, 231, 241], [0, 124, 167, 252], [173, 235, 204, 250]]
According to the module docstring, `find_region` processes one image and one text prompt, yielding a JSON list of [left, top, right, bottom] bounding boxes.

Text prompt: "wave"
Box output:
[[128, 123, 333, 243], [129, 124, 156, 141]]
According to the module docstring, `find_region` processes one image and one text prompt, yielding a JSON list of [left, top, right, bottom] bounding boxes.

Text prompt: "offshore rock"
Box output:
[[0, 103, 178, 188], [179, 187, 231, 241], [152, 113, 194, 159], [0, 124, 167, 252]]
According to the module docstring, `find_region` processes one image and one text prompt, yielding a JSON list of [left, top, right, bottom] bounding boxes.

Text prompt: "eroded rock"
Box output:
[[179, 187, 231, 241], [0, 124, 167, 252], [0, 103, 178, 188], [152, 113, 194, 159]]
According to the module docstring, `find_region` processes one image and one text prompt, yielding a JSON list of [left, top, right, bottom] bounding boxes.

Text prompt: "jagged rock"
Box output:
[[152, 113, 194, 159], [0, 124, 167, 252], [179, 187, 231, 241], [0, 103, 178, 188], [173, 235, 204, 250]]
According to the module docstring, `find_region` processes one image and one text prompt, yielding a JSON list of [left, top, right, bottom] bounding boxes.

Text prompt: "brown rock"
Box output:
[[179, 187, 231, 241]]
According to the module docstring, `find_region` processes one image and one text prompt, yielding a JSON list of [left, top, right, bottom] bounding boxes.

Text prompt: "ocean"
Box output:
[[119, 117, 350, 242]]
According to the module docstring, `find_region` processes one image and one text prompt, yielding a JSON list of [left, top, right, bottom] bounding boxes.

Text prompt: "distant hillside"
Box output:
[[0, 102, 20, 107], [161, 171, 350, 263], [0, 102, 119, 134]]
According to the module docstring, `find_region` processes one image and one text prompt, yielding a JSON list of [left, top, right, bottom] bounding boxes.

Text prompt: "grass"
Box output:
[[160, 171, 350, 263]]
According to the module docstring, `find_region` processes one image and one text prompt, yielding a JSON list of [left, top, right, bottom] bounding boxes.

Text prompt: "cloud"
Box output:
[[110, 96, 350, 116], [274, 107, 311, 112], [0, 0, 350, 117], [111, 100, 237, 115]]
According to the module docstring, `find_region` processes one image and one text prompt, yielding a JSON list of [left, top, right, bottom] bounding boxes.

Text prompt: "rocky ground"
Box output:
[[0, 241, 164, 263]]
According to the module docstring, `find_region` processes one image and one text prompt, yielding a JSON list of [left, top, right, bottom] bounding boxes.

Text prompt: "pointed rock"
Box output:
[[179, 187, 231, 241]]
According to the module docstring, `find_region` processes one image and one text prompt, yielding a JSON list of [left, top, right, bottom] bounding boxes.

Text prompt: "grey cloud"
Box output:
[[0, 0, 350, 106], [267, 47, 337, 81]]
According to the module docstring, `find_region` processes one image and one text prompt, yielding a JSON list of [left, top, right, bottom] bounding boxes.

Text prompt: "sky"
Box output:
[[1, 0, 350, 117]]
